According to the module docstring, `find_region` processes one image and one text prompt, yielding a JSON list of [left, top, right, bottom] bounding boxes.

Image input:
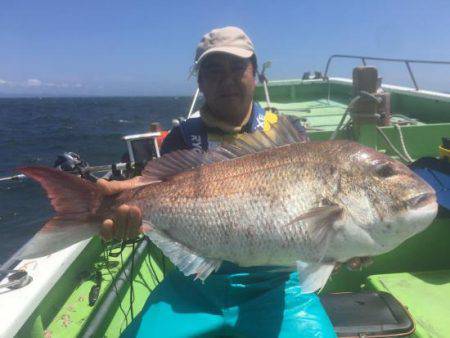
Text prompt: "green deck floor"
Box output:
[[258, 99, 348, 131], [258, 99, 425, 132], [40, 240, 166, 338]]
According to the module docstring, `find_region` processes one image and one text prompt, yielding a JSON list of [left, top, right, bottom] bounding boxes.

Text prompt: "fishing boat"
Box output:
[[1, 55, 449, 338]]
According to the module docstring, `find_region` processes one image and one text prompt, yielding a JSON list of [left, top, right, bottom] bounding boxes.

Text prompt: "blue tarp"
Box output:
[[122, 264, 336, 338], [410, 158, 450, 211]]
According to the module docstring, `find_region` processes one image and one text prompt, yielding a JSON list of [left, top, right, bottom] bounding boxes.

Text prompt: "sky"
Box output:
[[0, 0, 449, 97]]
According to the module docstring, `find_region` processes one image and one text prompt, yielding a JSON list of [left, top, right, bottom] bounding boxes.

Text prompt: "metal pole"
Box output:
[[259, 61, 273, 109], [323, 54, 450, 84], [263, 81, 272, 109], [187, 88, 200, 119], [153, 138, 160, 158], [126, 140, 135, 163], [405, 61, 419, 90]]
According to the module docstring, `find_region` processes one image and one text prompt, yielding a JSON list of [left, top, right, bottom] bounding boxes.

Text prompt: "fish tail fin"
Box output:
[[19, 166, 105, 219], [17, 166, 105, 258]]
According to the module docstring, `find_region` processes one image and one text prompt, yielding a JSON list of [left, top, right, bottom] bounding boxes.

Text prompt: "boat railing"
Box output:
[[323, 54, 450, 91]]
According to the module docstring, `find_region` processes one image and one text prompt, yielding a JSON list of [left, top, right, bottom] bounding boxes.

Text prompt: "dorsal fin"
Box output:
[[142, 115, 308, 182]]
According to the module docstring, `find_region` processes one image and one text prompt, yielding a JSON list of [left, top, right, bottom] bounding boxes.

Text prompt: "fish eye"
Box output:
[[375, 163, 396, 178]]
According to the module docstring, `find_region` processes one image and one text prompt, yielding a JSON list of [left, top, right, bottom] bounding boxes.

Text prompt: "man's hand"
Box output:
[[345, 257, 373, 271], [333, 257, 374, 275], [97, 178, 143, 241]]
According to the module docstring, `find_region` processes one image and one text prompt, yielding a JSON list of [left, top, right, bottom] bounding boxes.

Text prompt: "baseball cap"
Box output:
[[194, 26, 255, 70]]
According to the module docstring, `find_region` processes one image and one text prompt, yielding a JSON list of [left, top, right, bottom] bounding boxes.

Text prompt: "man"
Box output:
[[99, 27, 336, 337]]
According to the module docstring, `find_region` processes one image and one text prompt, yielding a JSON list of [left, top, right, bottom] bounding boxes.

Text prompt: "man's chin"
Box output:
[[215, 95, 242, 105], [219, 106, 245, 118]]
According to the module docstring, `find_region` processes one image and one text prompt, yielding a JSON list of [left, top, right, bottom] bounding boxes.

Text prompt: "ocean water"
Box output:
[[0, 96, 193, 265]]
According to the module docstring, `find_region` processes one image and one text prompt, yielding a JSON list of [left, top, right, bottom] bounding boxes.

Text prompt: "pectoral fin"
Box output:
[[296, 261, 335, 294], [287, 205, 343, 260], [143, 221, 221, 281]]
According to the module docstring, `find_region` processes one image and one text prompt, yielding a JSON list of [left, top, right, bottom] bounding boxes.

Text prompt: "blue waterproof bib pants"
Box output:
[[122, 263, 336, 338]]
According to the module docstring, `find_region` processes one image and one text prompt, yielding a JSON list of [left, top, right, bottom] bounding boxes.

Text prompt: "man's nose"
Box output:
[[221, 65, 241, 82], [221, 69, 236, 84]]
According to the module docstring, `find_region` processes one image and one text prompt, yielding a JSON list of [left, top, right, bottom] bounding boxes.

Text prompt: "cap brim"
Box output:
[[195, 47, 254, 67]]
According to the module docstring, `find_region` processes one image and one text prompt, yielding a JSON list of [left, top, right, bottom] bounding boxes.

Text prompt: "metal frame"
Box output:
[[323, 54, 450, 91], [122, 131, 162, 162]]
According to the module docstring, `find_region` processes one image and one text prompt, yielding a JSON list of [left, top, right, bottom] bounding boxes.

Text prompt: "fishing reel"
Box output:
[[53, 152, 97, 182], [53, 151, 138, 183]]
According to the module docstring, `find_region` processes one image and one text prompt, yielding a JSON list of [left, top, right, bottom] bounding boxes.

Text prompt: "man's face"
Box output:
[[198, 53, 256, 124]]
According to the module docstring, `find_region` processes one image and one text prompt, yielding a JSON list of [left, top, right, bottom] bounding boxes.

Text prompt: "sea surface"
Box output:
[[0, 96, 195, 265]]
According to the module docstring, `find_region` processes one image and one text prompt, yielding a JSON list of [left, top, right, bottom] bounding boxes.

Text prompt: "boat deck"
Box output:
[[367, 269, 450, 338], [7, 77, 450, 338], [259, 98, 349, 131]]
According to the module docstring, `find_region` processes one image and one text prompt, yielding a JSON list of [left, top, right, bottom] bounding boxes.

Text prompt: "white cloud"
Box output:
[[74, 83, 83, 88], [0, 79, 8, 85], [26, 78, 42, 87]]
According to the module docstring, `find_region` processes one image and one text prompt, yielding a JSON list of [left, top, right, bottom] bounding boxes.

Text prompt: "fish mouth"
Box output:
[[406, 193, 436, 209]]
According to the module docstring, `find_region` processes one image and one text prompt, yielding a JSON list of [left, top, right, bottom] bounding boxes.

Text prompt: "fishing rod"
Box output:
[[1, 131, 164, 183], [0, 174, 27, 182], [0, 158, 131, 183]]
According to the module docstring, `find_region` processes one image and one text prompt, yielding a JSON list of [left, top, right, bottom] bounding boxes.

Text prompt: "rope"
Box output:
[[329, 95, 361, 140], [99, 237, 142, 326], [330, 90, 414, 163], [129, 241, 136, 320], [118, 239, 141, 322], [376, 127, 411, 163], [102, 241, 130, 324], [395, 124, 414, 162], [330, 91, 384, 141], [329, 109, 349, 140]]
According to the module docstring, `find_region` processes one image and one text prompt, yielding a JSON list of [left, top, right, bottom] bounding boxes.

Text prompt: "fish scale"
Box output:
[[129, 146, 355, 266]]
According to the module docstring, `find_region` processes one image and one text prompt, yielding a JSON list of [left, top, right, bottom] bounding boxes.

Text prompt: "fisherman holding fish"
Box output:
[[97, 26, 337, 337], [20, 26, 437, 338]]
